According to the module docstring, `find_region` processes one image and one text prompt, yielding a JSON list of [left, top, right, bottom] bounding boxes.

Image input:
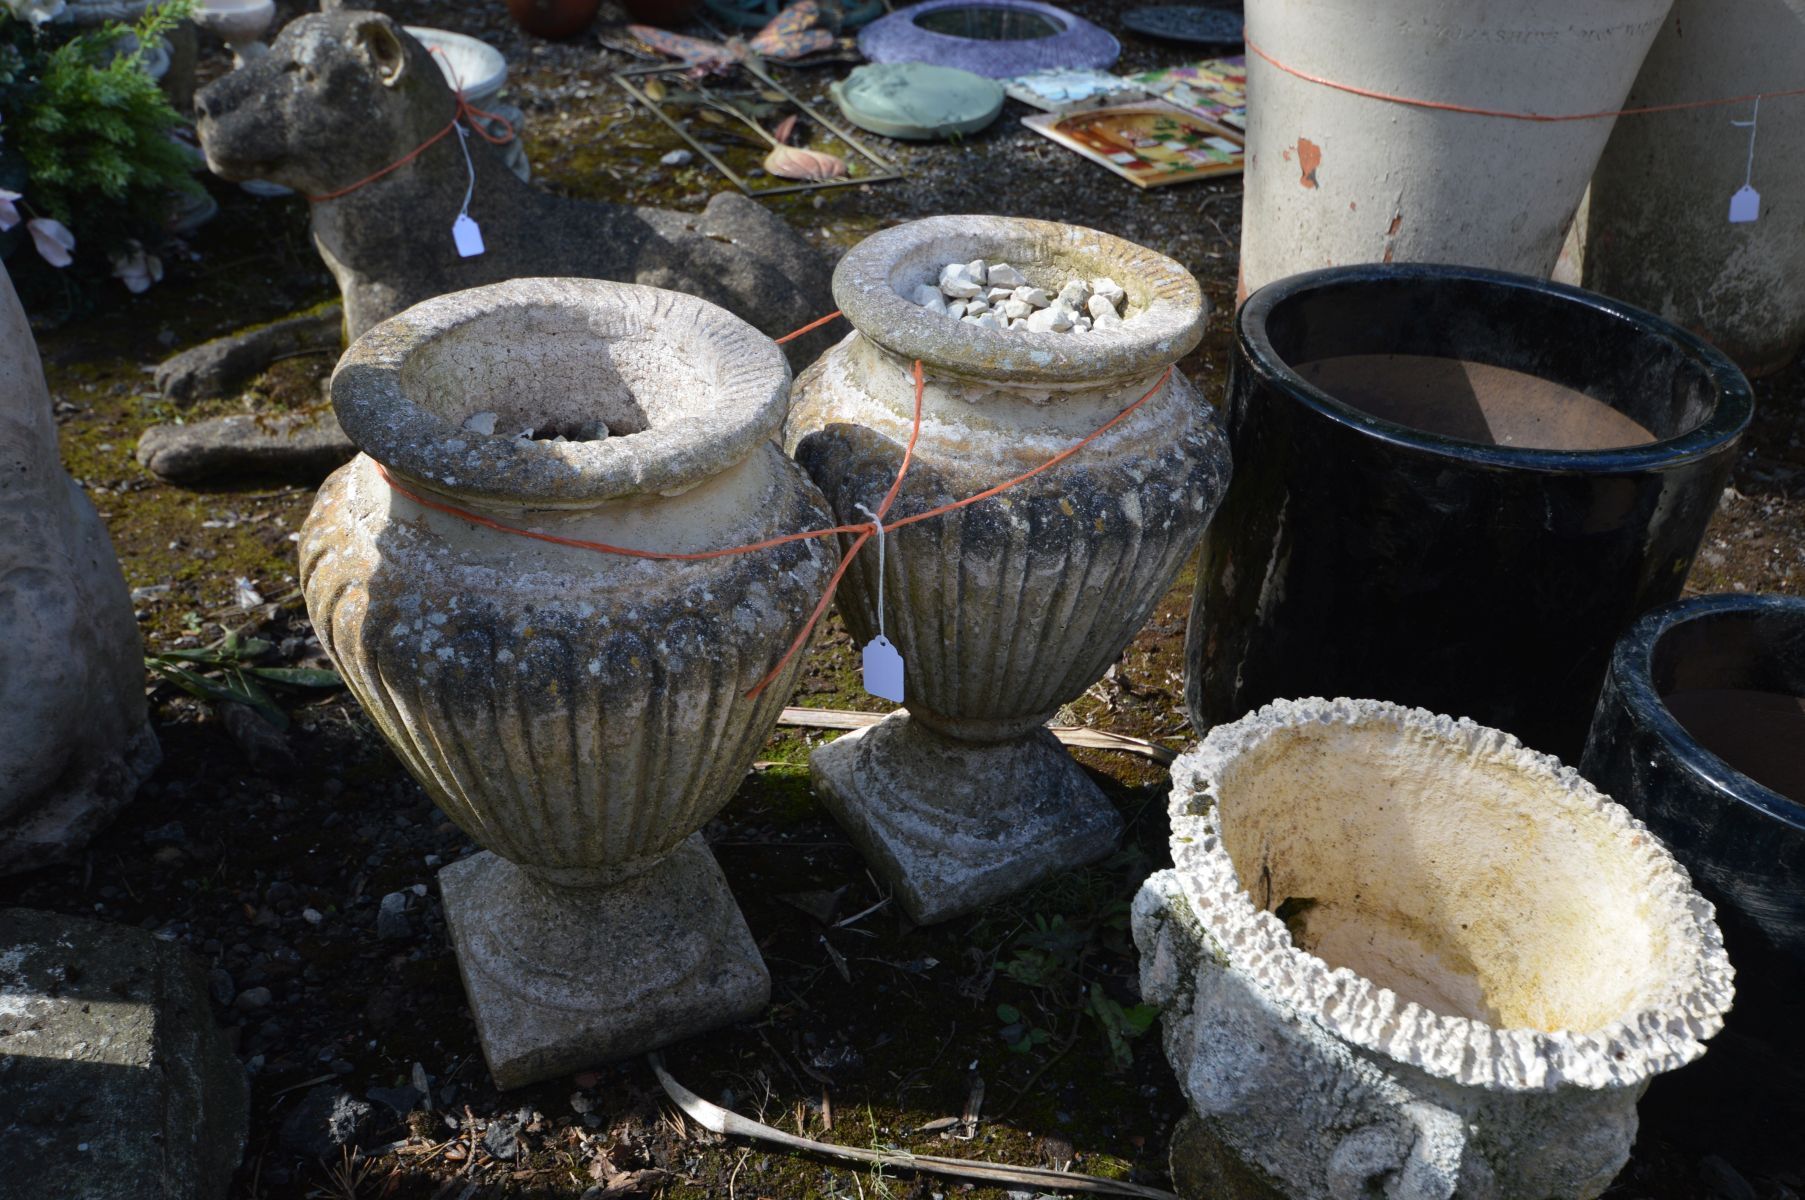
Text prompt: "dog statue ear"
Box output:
[[351, 16, 407, 88]]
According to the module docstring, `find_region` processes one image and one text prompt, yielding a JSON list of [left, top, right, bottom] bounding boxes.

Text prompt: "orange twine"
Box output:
[[1242, 32, 1805, 122], [305, 51, 516, 203], [375, 311, 1175, 698]]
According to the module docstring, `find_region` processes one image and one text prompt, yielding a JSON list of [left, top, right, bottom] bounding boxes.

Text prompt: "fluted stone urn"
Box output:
[[784, 216, 1229, 924], [1135, 697, 1735, 1200], [300, 278, 838, 1087]]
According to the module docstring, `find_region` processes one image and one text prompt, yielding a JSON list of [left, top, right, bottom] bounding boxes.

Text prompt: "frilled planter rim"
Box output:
[[832, 214, 1204, 385], [1239, 262, 1752, 476], [1169, 696, 1734, 1092], [331, 277, 791, 506], [1608, 594, 1805, 834]]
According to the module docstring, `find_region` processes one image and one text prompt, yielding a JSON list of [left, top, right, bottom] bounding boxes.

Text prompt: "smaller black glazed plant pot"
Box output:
[[1582, 592, 1805, 963], [1187, 263, 1753, 762], [1582, 592, 1805, 1178]]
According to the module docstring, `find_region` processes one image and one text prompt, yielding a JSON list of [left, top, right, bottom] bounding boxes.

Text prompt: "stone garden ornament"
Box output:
[[785, 215, 1230, 924], [1135, 697, 1734, 1200], [191, 9, 832, 361], [1238, 0, 1672, 297], [300, 279, 837, 1088], [0, 262, 160, 875]]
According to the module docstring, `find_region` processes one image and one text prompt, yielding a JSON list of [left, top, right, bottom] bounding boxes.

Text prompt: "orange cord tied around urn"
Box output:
[[373, 311, 1176, 698], [1242, 32, 1805, 122]]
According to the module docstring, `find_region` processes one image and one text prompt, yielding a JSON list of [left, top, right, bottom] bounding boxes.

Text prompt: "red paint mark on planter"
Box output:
[[1387, 213, 1403, 236], [1349, 201, 1357, 211], [1296, 137, 1321, 188]]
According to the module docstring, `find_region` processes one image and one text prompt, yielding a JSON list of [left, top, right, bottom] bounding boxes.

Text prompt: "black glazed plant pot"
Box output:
[[1582, 593, 1805, 961], [1186, 263, 1752, 761], [1581, 594, 1805, 1180]]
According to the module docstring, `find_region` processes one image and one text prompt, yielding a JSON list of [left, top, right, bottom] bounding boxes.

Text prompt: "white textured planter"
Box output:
[[1239, 0, 1672, 298], [1580, 0, 1805, 375], [301, 279, 838, 1088], [1134, 697, 1733, 1200], [785, 215, 1230, 924]]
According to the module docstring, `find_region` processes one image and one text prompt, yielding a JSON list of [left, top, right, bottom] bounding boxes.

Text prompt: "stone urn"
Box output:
[[785, 215, 1230, 924], [1239, 0, 1672, 298], [301, 278, 838, 1088], [1134, 697, 1734, 1200], [1579, 0, 1805, 375]]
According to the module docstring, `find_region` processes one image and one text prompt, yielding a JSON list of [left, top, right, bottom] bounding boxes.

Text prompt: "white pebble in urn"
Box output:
[[938, 263, 981, 298], [987, 262, 1027, 287], [930, 258, 1127, 337]]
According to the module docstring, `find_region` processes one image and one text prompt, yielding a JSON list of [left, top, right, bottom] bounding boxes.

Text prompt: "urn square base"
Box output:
[[439, 836, 770, 1090], [810, 711, 1123, 924]]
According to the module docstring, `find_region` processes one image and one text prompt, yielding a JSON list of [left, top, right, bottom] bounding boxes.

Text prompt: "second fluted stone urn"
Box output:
[[785, 215, 1230, 923], [301, 278, 838, 1087]]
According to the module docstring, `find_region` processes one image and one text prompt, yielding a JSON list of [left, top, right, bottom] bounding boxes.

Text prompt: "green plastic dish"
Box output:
[[829, 61, 1006, 140]]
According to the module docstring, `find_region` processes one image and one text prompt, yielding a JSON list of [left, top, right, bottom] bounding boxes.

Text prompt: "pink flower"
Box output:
[[0, 189, 20, 233], [27, 217, 74, 268]]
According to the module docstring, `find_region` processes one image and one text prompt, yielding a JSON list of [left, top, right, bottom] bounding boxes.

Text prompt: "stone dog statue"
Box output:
[[192, 9, 833, 362]]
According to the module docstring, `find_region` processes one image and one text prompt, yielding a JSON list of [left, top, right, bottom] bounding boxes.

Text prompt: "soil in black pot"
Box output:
[[1661, 686, 1805, 803], [1296, 354, 1658, 451]]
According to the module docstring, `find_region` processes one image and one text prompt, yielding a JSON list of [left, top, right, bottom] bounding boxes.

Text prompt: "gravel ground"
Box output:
[[3, 2, 1803, 1198]]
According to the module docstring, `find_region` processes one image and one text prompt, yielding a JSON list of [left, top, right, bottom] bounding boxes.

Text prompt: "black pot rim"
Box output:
[[1238, 262, 1754, 475], [1612, 592, 1805, 833]]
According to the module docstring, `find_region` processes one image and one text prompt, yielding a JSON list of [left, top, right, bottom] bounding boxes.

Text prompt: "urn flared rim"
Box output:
[[1237, 262, 1754, 476], [1609, 593, 1805, 834], [1164, 696, 1735, 1092], [832, 215, 1205, 384], [330, 278, 792, 505]]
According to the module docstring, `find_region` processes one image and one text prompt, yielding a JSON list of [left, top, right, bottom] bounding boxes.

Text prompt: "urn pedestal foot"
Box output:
[[810, 712, 1123, 925], [439, 835, 770, 1089]]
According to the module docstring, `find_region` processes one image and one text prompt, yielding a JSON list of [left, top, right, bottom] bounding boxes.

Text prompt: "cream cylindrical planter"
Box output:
[[301, 279, 838, 1088], [1239, 0, 1673, 298], [1580, 0, 1805, 375], [784, 216, 1230, 924], [1134, 697, 1734, 1200]]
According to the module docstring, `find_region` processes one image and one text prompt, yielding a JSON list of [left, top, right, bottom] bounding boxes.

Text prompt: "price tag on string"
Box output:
[[1729, 99, 1762, 224], [863, 635, 904, 703], [451, 123, 487, 257], [452, 213, 486, 257], [856, 502, 905, 703]]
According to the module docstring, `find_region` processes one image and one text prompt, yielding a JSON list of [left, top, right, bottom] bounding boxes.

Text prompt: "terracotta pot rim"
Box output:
[[1609, 593, 1805, 832], [832, 214, 1205, 385], [331, 278, 791, 506], [1167, 695, 1735, 1092], [1238, 261, 1753, 475]]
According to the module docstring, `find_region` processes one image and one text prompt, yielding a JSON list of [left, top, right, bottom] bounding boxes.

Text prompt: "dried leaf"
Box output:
[[763, 144, 847, 182], [757, 88, 786, 102], [696, 109, 728, 125], [771, 113, 800, 144], [644, 77, 667, 102]]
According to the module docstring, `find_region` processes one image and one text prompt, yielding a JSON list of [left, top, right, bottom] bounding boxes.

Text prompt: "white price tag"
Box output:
[[452, 213, 486, 257], [1729, 185, 1761, 224], [863, 635, 905, 703]]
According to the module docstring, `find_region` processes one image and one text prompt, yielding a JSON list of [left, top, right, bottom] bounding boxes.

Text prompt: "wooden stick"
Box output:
[[778, 707, 1177, 765]]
